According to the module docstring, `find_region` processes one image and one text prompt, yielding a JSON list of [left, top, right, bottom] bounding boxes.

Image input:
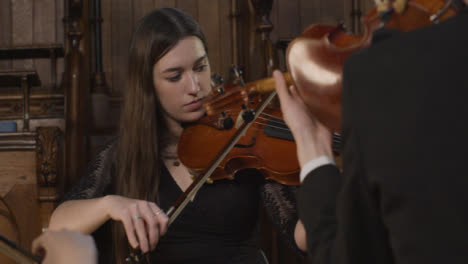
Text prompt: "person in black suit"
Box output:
[[273, 1, 468, 263]]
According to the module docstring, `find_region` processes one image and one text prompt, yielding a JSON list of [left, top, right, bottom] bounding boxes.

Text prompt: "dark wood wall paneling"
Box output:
[[0, 0, 12, 69], [0, 0, 64, 90]]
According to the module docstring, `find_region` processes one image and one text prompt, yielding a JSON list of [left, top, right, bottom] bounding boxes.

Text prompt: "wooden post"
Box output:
[[250, 0, 277, 76], [21, 75, 30, 131], [63, 0, 87, 192], [90, 0, 110, 131]]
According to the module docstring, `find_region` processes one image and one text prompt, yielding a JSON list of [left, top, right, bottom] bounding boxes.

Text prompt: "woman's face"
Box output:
[[153, 36, 211, 125]]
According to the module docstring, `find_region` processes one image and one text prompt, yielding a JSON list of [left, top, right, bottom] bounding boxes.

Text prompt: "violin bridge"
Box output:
[[235, 111, 244, 129], [190, 172, 214, 184]]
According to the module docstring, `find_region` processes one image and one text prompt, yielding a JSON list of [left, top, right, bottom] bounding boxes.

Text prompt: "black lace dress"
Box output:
[[63, 141, 301, 264]]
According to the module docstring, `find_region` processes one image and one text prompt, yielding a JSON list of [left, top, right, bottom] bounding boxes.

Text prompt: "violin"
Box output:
[[285, 0, 461, 132], [177, 73, 344, 187], [178, 76, 299, 187]]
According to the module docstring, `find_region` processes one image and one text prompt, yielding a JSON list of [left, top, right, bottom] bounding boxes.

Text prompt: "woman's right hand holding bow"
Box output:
[[103, 195, 169, 253]]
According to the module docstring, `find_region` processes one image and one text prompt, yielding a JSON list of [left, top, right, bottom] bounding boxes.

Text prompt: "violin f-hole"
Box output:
[[234, 136, 256, 148]]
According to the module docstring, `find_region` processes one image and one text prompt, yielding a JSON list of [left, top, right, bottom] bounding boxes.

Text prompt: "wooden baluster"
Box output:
[[90, 0, 110, 131], [21, 74, 30, 132], [64, 0, 87, 191]]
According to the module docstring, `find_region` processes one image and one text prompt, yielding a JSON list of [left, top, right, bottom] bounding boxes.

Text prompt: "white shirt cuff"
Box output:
[[300, 156, 335, 182]]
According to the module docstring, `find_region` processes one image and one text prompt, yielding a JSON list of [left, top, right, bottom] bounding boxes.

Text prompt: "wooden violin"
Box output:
[[178, 76, 299, 187]]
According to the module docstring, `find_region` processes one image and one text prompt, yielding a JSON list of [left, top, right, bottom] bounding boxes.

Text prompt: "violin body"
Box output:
[[178, 91, 300, 186], [286, 0, 460, 132]]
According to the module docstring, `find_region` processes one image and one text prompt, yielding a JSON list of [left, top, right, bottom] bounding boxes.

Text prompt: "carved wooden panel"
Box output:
[[36, 127, 62, 232], [0, 94, 64, 120], [36, 127, 61, 187]]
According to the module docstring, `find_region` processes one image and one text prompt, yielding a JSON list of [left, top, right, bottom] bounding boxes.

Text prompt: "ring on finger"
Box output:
[[133, 215, 143, 221], [153, 210, 162, 217]]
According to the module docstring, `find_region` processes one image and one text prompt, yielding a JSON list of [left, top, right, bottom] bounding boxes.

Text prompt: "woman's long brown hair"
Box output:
[[113, 8, 207, 263]]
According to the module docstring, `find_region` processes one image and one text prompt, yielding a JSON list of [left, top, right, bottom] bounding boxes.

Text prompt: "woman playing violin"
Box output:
[[49, 7, 305, 264], [274, 0, 468, 263]]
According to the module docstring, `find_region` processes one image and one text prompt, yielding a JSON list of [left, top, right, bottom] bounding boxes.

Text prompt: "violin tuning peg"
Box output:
[[211, 73, 224, 90], [242, 108, 255, 123], [231, 65, 245, 86], [220, 116, 234, 130]]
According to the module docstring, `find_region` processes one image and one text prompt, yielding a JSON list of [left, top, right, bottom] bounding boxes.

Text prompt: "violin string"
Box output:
[[256, 116, 288, 127], [221, 110, 288, 126], [250, 121, 291, 131], [208, 110, 342, 143], [218, 110, 290, 131], [248, 122, 342, 145]]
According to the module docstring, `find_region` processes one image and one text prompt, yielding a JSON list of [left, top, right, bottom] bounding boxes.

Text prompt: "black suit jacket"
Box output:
[[297, 8, 468, 264]]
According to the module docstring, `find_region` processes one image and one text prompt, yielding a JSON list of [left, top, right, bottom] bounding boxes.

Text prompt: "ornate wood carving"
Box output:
[[36, 127, 61, 233], [36, 127, 61, 188]]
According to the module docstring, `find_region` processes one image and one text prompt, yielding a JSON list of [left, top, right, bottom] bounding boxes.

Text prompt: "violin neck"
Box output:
[[246, 72, 293, 94]]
